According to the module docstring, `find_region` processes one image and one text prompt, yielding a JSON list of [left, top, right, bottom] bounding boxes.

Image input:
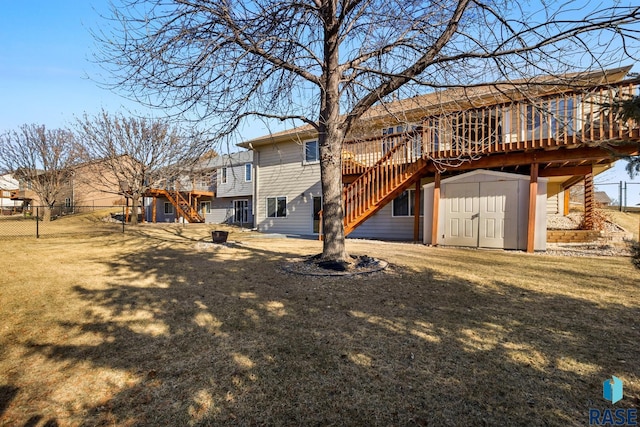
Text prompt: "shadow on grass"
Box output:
[[0, 385, 18, 418], [24, 241, 640, 426]]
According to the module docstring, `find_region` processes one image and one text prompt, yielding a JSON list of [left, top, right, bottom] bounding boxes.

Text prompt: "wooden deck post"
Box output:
[[431, 172, 441, 246], [584, 168, 594, 230], [527, 163, 539, 253], [152, 196, 157, 223], [563, 187, 570, 216], [413, 179, 421, 242]]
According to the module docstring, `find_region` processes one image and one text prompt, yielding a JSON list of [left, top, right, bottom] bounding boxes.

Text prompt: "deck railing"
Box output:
[[343, 80, 640, 174]]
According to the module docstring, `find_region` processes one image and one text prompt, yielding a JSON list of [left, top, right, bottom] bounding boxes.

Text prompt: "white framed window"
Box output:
[[234, 199, 249, 223], [382, 125, 405, 136], [164, 202, 174, 215], [392, 189, 423, 217], [245, 163, 252, 182], [304, 140, 319, 164], [200, 201, 211, 214], [64, 198, 71, 208], [266, 196, 287, 218], [221, 167, 228, 184]]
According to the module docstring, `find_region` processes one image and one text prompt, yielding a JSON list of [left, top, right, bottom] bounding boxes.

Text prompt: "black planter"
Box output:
[[212, 230, 229, 243]]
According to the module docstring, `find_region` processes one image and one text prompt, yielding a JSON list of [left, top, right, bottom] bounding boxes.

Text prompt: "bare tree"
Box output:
[[74, 111, 198, 225], [0, 124, 77, 221], [612, 95, 640, 178], [95, 0, 640, 261]]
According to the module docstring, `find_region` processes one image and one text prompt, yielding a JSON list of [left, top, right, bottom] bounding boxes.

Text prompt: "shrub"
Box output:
[[631, 240, 640, 270]]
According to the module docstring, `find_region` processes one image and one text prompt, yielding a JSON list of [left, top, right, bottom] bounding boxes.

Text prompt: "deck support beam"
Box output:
[[413, 180, 421, 242], [563, 188, 570, 216], [431, 172, 441, 246], [152, 196, 157, 223], [527, 163, 539, 253], [584, 167, 595, 230]]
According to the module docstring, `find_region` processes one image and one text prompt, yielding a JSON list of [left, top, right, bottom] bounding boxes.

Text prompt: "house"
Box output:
[[238, 66, 640, 251], [0, 174, 20, 214], [144, 151, 254, 226], [595, 191, 612, 207], [9, 160, 125, 215]]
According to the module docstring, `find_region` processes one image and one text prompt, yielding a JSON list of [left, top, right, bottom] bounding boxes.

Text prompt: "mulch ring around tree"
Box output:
[[282, 254, 389, 276]]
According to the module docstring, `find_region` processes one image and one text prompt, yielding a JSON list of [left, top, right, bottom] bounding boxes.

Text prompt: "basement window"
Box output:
[[392, 189, 423, 217]]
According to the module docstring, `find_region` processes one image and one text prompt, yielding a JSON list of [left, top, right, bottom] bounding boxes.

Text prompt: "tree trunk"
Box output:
[[130, 194, 139, 226], [319, 130, 348, 262], [42, 206, 52, 222], [319, 8, 349, 263]]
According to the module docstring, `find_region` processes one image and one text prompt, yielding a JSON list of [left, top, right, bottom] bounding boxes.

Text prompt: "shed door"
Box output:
[[479, 181, 519, 249], [443, 183, 479, 247]]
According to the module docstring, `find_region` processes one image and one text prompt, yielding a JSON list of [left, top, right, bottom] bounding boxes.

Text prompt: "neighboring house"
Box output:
[[0, 174, 20, 213], [238, 66, 640, 251], [595, 191, 612, 207], [145, 151, 254, 226], [9, 160, 128, 214]]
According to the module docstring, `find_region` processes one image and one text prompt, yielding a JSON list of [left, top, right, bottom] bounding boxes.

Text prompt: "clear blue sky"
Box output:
[[1, 1, 639, 205]]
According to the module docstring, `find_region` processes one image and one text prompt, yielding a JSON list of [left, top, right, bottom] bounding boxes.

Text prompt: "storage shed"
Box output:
[[423, 170, 548, 251]]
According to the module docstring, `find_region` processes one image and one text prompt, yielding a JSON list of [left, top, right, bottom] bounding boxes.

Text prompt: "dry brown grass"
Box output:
[[1, 222, 639, 426], [607, 210, 640, 240]]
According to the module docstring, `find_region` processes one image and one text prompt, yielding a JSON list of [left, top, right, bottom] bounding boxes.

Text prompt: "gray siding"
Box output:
[[348, 203, 423, 240], [146, 197, 178, 223], [254, 140, 421, 239], [255, 141, 321, 235], [218, 163, 253, 198], [205, 197, 254, 226]]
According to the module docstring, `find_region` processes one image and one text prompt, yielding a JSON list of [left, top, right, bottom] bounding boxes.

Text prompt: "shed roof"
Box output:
[[422, 169, 548, 189]]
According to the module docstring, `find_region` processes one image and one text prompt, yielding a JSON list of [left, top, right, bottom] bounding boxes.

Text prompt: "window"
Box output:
[[382, 125, 405, 135], [266, 196, 287, 218], [304, 140, 319, 163], [234, 199, 249, 223], [245, 163, 252, 182], [164, 202, 174, 215], [64, 198, 71, 208], [392, 189, 423, 217], [221, 167, 227, 184], [200, 201, 211, 214]]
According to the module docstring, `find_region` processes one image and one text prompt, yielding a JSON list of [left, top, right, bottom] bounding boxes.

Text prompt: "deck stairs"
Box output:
[[155, 189, 205, 223], [343, 134, 428, 235]]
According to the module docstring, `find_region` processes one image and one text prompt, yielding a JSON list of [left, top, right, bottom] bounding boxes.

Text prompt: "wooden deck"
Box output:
[[145, 188, 214, 223], [340, 79, 640, 240]]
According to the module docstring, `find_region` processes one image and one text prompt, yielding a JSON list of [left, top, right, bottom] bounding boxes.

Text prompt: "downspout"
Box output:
[[251, 145, 258, 229]]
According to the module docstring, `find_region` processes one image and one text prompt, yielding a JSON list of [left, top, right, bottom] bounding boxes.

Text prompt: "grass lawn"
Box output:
[[0, 220, 639, 426]]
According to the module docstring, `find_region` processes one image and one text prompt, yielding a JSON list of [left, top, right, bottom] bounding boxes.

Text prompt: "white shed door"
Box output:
[[479, 181, 519, 249], [444, 183, 479, 247]]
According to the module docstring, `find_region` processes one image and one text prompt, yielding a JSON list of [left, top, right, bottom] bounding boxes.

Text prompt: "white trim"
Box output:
[[422, 169, 549, 189]]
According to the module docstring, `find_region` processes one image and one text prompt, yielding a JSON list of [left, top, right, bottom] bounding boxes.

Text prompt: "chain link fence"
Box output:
[[0, 205, 130, 239], [595, 182, 640, 212]]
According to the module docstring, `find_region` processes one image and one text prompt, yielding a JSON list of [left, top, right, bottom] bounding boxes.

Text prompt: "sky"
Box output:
[[0, 1, 639, 206]]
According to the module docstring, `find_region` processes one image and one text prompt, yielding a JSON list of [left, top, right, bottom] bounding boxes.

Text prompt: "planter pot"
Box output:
[[212, 231, 229, 244]]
